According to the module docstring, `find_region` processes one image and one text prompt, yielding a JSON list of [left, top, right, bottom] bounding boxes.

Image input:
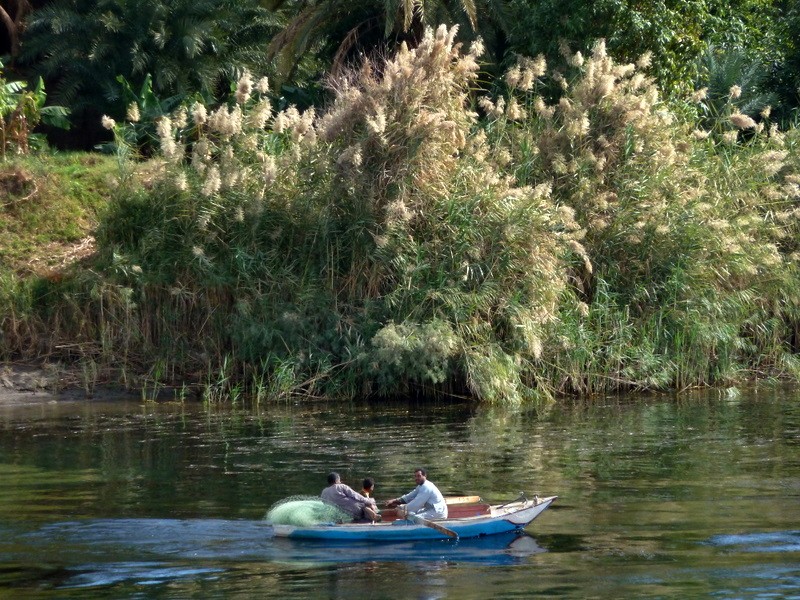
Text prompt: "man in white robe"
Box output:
[[386, 468, 448, 519]]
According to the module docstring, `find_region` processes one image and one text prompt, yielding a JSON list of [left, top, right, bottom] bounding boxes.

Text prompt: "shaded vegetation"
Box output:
[[2, 0, 797, 152], [17, 0, 283, 147]]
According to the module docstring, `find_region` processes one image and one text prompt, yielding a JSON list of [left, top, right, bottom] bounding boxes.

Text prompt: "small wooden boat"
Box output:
[[270, 494, 557, 541]]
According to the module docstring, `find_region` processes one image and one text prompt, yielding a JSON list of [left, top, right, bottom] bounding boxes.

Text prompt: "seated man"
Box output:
[[321, 472, 379, 522], [385, 468, 448, 520]]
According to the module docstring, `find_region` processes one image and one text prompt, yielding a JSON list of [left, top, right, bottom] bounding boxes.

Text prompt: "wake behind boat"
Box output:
[[270, 494, 557, 541]]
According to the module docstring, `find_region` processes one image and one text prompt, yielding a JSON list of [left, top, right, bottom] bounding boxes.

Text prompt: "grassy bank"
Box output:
[[0, 152, 119, 394], [0, 153, 117, 274], [2, 27, 800, 404]]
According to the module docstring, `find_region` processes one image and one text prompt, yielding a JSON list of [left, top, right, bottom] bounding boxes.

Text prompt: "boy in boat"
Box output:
[[385, 468, 448, 520], [362, 477, 375, 498], [321, 472, 379, 522]]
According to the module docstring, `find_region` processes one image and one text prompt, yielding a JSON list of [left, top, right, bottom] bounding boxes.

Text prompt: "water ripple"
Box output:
[[62, 562, 224, 589], [707, 531, 800, 553]]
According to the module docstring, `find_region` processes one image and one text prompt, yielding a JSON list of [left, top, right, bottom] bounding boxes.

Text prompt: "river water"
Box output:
[[1, 385, 798, 598]]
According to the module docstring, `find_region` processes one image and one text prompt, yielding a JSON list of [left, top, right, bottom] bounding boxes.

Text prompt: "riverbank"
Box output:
[[0, 153, 127, 404], [2, 33, 800, 404], [0, 153, 115, 275], [0, 363, 58, 403], [0, 362, 141, 405]]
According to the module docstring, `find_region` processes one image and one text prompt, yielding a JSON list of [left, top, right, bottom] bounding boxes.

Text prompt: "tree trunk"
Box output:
[[0, 0, 32, 61]]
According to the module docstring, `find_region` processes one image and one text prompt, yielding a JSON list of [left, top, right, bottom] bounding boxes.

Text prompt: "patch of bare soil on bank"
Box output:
[[0, 362, 134, 405]]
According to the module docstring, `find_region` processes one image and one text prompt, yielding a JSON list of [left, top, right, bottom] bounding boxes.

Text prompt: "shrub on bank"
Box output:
[[91, 26, 585, 403], [3, 26, 800, 403], [483, 42, 800, 394]]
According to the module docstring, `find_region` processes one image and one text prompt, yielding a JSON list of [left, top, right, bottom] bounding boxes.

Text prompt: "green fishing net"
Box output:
[[266, 495, 353, 526]]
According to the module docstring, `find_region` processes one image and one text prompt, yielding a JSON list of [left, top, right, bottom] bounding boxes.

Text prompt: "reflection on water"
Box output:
[[0, 385, 799, 598], [15, 517, 545, 564], [701, 532, 800, 600], [24, 518, 277, 561], [708, 531, 800, 553]]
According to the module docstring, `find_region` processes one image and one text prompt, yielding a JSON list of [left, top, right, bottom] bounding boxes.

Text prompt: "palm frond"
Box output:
[[402, 0, 418, 32], [267, 4, 325, 77], [459, 0, 477, 30], [331, 17, 383, 77]]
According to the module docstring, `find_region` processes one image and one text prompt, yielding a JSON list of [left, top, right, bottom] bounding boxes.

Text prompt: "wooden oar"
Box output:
[[406, 512, 459, 540]]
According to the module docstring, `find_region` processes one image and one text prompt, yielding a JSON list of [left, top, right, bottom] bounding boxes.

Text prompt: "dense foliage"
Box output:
[[2, 0, 800, 402], [771, 0, 800, 119], [2, 0, 797, 150], [0, 58, 68, 156], [499, 0, 781, 94], [17, 0, 282, 146], [3, 26, 799, 403]]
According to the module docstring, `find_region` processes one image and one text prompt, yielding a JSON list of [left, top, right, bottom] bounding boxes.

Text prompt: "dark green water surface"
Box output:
[[1, 386, 798, 598]]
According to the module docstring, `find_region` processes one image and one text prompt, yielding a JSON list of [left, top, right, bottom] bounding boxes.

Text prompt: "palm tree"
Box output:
[[694, 45, 777, 131], [263, 0, 513, 82], [20, 0, 281, 136]]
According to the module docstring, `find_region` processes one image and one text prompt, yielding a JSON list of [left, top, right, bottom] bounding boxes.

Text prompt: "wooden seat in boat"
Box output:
[[379, 497, 491, 523]]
